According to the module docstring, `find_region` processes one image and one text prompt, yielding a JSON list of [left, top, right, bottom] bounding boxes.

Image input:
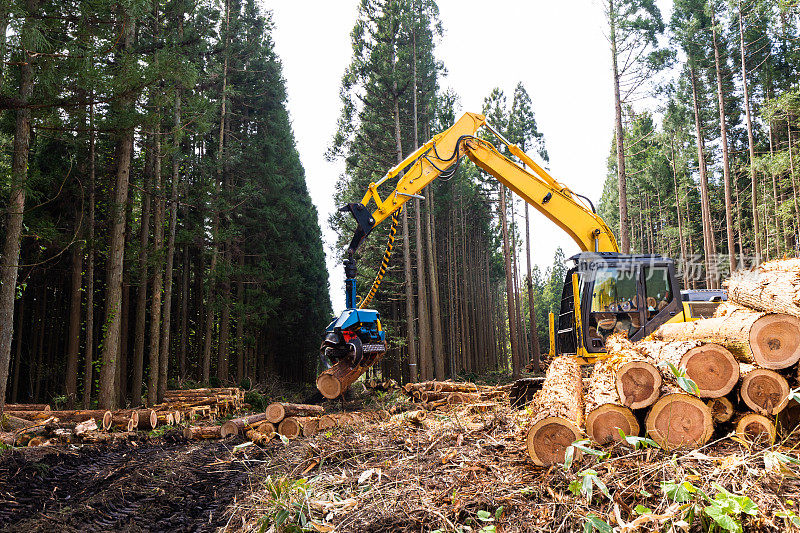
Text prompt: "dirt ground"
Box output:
[[3, 398, 800, 532]]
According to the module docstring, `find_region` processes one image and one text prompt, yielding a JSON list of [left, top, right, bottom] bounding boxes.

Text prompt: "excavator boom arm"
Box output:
[[347, 112, 619, 254]]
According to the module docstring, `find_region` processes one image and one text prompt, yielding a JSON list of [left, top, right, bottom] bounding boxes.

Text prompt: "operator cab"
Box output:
[[556, 252, 684, 357]]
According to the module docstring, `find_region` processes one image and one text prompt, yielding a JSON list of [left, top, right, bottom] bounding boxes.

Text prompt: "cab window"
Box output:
[[644, 265, 673, 320], [586, 266, 641, 349]]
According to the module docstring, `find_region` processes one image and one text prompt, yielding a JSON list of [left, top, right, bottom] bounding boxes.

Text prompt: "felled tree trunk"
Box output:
[[525, 356, 584, 466], [4, 410, 110, 424], [316, 359, 369, 399], [220, 412, 268, 437], [654, 303, 800, 369], [103, 410, 139, 431], [4, 404, 50, 412], [137, 409, 158, 430], [734, 412, 775, 444], [584, 351, 641, 444], [706, 397, 734, 424], [604, 335, 662, 409], [266, 403, 324, 424], [726, 259, 800, 318], [183, 425, 222, 439], [739, 363, 789, 415], [645, 389, 714, 451], [633, 339, 739, 398]]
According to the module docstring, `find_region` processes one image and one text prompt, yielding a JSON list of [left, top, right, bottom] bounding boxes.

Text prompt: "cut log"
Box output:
[[633, 340, 739, 398], [706, 397, 735, 424], [220, 412, 268, 438], [255, 421, 276, 438], [296, 417, 320, 437], [182, 425, 222, 439], [584, 349, 642, 444], [278, 417, 303, 439], [3, 409, 110, 424], [81, 431, 136, 444], [1, 414, 37, 431], [655, 304, 800, 370], [3, 404, 50, 412], [157, 412, 175, 426], [0, 432, 14, 445], [103, 410, 139, 431], [734, 413, 776, 444], [645, 393, 714, 451], [604, 335, 662, 409], [725, 260, 800, 318], [739, 364, 789, 415], [525, 356, 584, 466], [393, 409, 427, 424], [433, 382, 478, 393], [446, 392, 482, 405], [246, 428, 272, 446], [316, 345, 385, 399], [137, 409, 158, 430], [266, 403, 324, 424]]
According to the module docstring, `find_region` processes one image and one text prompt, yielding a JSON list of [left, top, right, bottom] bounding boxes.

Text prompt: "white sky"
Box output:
[[270, 1, 671, 313]]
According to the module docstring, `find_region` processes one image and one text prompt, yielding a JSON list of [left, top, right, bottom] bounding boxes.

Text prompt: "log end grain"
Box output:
[[741, 367, 790, 415], [750, 314, 800, 369], [645, 393, 713, 451], [616, 361, 662, 409], [278, 417, 301, 439], [736, 413, 776, 445], [220, 420, 239, 438], [316, 373, 343, 400], [706, 397, 734, 424], [526, 416, 581, 466], [681, 344, 739, 398], [266, 403, 286, 424], [585, 404, 640, 444]]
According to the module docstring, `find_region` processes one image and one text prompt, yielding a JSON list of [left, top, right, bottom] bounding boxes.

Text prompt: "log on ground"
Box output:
[[725, 259, 800, 318], [137, 409, 158, 430], [706, 397, 735, 424], [734, 412, 776, 445], [584, 346, 641, 444], [266, 403, 324, 424], [634, 339, 739, 398], [525, 356, 584, 466], [183, 425, 222, 439], [645, 392, 714, 451], [739, 364, 789, 415], [220, 412, 269, 437], [604, 335, 662, 409], [3, 409, 110, 424], [3, 404, 50, 412], [655, 303, 800, 370]]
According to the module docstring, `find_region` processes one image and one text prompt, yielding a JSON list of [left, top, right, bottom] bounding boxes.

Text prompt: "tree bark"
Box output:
[[98, 13, 136, 409], [739, 5, 761, 262], [525, 356, 583, 466], [266, 402, 324, 423], [0, 0, 37, 414]]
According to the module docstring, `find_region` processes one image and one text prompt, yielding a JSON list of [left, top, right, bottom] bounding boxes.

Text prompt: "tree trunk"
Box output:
[[499, 186, 520, 377], [688, 61, 717, 289], [609, 0, 630, 254], [147, 122, 164, 406], [83, 96, 97, 408], [11, 296, 22, 402], [524, 356, 583, 466], [131, 141, 152, 407], [179, 243, 190, 379], [425, 190, 445, 379], [98, 13, 136, 409], [158, 88, 182, 401], [711, 11, 736, 274], [739, 5, 761, 262], [0, 0, 37, 413], [524, 203, 541, 371], [65, 242, 83, 408]]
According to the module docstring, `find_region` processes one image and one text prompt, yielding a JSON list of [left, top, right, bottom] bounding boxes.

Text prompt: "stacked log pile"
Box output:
[[400, 380, 510, 410]]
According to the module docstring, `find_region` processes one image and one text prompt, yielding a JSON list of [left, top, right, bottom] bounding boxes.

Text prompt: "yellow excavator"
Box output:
[[320, 112, 724, 373]]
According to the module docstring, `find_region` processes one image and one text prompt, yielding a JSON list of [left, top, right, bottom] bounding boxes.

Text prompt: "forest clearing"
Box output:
[[3, 0, 800, 531]]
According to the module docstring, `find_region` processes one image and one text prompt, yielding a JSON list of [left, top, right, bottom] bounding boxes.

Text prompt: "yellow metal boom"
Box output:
[[350, 112, 619, 254]]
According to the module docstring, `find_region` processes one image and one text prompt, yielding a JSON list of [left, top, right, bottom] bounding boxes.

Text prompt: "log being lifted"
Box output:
[[739, 363, 789, 415], [633, 339, 739, 398], [584, 344, 642, 444], [220, 412, 268, 437], [266, 403, 324, 424], [726, 259, 800, 318], [645, 387, 714, 451], [734, 412, 776, 444], [525, 356, 584, 466], [654, 302, 800, 370], [604, 335, 662, 409]]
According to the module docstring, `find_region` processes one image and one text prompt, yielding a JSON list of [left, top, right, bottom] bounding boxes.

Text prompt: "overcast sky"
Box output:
[[270, 1, 671, 313]]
